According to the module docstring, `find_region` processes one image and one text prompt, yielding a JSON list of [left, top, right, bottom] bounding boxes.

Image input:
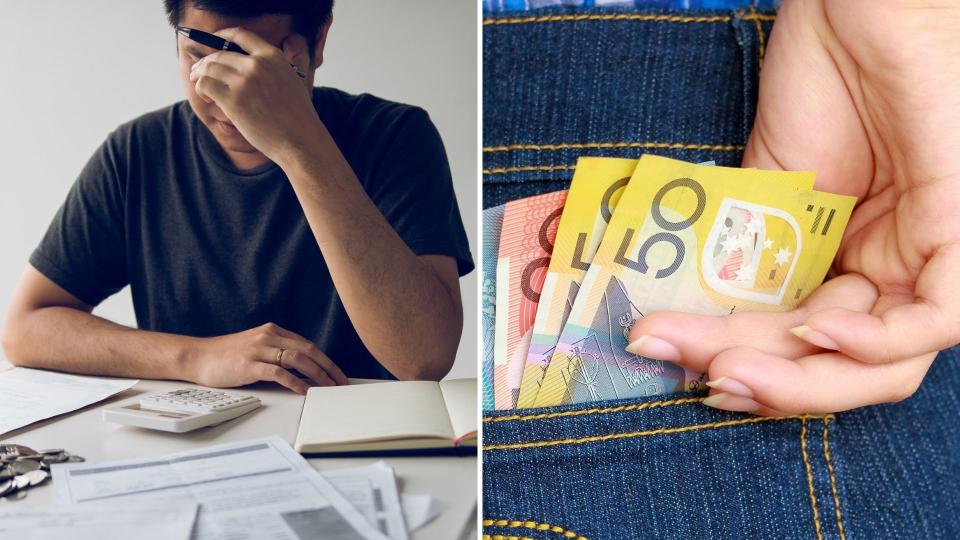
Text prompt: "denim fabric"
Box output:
[[483, 6, 773, 209], [482, 6, 960, 539], [482, 352, 960, 540]]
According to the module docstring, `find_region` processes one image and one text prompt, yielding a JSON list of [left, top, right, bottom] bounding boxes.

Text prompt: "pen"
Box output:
[[175, 26, 306, 78]]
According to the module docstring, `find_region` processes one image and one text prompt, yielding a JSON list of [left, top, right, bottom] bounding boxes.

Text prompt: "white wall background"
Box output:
[[0, 1, 478, 379]]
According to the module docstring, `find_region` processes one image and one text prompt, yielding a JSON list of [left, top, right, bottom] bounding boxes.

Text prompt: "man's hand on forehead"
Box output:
[[188, 26, 317, 163]]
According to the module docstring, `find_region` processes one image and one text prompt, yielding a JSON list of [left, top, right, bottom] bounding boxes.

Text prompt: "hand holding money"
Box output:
[[483, 155, 858, 411], [626, 0, 960, 415]]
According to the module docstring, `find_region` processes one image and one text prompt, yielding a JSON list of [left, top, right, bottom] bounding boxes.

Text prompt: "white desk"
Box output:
[[3, 377, 478, 540]]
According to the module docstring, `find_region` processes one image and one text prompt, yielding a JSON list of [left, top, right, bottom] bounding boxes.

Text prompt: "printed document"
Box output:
[[52, 436, 388, 540], [325, 461, 408, 540], [0, 367, 137, 436]]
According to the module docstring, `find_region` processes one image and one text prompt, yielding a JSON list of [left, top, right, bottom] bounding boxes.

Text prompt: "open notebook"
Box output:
[[294, 378, 477, 455]]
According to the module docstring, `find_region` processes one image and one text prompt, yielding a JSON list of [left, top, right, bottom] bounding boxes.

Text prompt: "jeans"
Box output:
[[482, 6, 960, 539]]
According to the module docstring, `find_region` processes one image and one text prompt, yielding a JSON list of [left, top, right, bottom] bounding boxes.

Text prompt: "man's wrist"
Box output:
[[170, 335, 203, 382], [276, 120, 350, 185]]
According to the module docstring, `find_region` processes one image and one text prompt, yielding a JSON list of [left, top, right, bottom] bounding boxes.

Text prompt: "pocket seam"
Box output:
[[482, 141, 746, 155], [748, 6, 768, 70], [483, 164, 577, 176], [483, 413, 834, 451], [483, 518, 588, 540], [482, 12, 776, 27], [483, 396, 703, 424], [801, 417, 825, 540], [823, 416, 847, 539], [482, 142, 748, 178]]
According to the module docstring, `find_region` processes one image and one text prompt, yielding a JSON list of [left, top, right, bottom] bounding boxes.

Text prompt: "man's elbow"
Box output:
[[405, 356, 455, 382], [393, 340, 458, 382], [1, 320, 29, 367]]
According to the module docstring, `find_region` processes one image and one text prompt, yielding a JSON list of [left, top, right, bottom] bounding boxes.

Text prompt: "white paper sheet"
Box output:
[[0, 367, 138, 436], [0, 501, 198, 540], [52, 436, 388, 540], [400, 493, 446, 531], [325, 461, 408, 540]]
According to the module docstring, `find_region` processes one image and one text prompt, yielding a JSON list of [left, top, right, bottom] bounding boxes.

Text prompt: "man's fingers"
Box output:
[[281, 35, 311, 74], [194, 75, 228, 104], [256, 362, 309, 395], [703, 346, 935, 415], [275, 343, 335, 387], [626, 273, 878, 371], [271, 331, 348, 386], [798, 246, 960, 362], [190, 55, 241, 85], [214, 27, 279, 57]]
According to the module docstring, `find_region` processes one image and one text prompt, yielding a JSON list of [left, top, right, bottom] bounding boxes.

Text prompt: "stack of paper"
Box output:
[[49, 436, 443, 540]]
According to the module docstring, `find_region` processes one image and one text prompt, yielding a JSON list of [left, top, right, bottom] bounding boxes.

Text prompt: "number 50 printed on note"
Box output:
[[533, 155, 854, 407]]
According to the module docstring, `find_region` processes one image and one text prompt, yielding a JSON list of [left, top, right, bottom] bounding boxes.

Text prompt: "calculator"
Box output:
[[103, 389, 262, 433]]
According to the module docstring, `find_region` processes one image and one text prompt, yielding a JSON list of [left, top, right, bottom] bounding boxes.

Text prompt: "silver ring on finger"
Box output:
[[275, 347, 286, 367]]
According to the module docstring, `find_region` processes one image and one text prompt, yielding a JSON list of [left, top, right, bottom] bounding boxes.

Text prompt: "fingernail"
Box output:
[[702, 393, 760, 412], [625, 335, 681, 361], [705, 376, 753, 398], [789, 325, 839, 350]]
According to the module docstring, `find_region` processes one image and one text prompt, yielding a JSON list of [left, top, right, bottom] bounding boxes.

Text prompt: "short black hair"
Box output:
[[164, 0, 334, 59]]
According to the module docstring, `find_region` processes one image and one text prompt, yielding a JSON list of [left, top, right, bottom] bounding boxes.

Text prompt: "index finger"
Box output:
[[214, 27, 280, 57]]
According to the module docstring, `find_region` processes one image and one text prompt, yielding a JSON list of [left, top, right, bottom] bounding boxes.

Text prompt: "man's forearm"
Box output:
[[277, 126, 463, 381], [2, 306, 195, 380]]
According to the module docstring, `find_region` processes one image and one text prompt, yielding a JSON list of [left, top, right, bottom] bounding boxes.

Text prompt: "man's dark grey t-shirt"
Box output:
[[30, 87, 474, 379]]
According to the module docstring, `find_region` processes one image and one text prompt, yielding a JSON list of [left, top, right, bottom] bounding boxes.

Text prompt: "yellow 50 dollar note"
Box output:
[[516, 157, 637, 409], [534, 155, 850, 407]]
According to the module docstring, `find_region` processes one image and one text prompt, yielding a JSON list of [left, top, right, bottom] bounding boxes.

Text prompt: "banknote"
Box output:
[[517, 158, 717, 408], [516, 157, 637, 409], [534, 155, 849, 407], [494, 190, 568, 409], [481, 204, 505, 411]]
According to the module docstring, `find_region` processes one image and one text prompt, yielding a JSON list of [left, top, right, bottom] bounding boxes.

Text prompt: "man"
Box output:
[[0, 0, 473, 394]]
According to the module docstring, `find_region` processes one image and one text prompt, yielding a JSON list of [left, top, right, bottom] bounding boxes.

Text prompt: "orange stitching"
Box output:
[[482, 13, 774, 26], [823, 417, 847, 540], [484, 14, 729, 26], [483, 397, 703, 423], [484, 414, 830, 451], [483, 164, 577, 175], [751, 8, 767, 70], [801, 417, 824, 540], [741, 12, 776, 21], [482, 141, 745, 154], [483, 519, 588, 540]]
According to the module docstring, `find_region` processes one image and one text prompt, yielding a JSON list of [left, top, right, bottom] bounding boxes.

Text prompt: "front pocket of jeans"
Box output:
[[482, 393, 848, 540]]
